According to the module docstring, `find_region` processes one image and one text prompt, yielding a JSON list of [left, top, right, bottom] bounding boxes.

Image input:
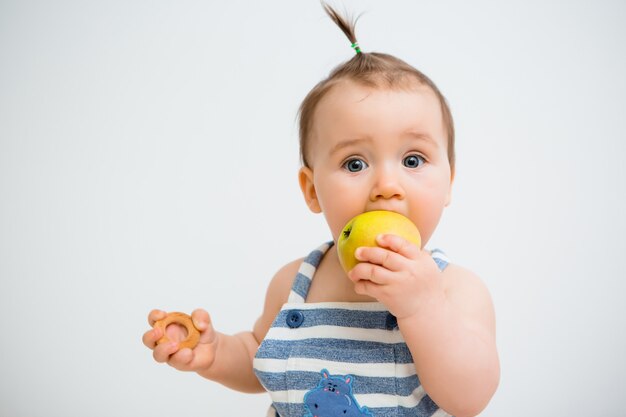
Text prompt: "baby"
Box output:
[[142, 5, 499, 417]]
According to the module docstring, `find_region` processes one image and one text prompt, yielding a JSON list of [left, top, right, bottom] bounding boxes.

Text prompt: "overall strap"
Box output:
[[431, 248, 450, 271], [287, 241, 334, 303]]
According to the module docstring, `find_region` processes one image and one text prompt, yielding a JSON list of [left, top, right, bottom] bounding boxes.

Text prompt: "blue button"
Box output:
[[385, 313, 398, 330], [286, 310, 304, 328]]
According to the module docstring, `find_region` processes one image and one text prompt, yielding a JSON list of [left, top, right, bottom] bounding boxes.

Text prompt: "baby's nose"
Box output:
[[370, 169, 404, 201]]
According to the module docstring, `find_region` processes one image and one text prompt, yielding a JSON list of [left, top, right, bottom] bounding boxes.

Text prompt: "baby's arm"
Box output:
[[400, 264, 499, 417], [142, 258, 302, 393], [350, 235, 499, 417]]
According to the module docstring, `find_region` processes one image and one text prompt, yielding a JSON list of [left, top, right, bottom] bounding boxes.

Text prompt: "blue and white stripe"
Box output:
[[287, 242, 333, 303], [254, 242, 451, 417], [430, 248, 450, 272]]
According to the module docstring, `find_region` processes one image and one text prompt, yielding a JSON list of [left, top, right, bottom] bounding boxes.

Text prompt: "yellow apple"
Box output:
[[337, 210, 421, 273]]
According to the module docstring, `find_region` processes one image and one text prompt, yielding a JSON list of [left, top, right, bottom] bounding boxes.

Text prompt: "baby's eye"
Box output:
[[343, 158, 368, 172], [403, 154, 425, 169]]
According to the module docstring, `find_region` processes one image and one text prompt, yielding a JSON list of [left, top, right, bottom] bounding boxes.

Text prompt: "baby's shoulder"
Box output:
[[266, 257, 304, 303], [440, 263, 496, 328], [440, 263, 490, 296], [440, 262, 481, 283], [253, 257, 305, 343]]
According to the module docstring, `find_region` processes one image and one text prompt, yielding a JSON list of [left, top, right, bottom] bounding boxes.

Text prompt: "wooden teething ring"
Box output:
[[154, 312, 200, 350]]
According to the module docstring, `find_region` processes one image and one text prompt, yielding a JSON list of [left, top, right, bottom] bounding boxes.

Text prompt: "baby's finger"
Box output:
[[376, 234, 420, 260], [355, 246, 405, 271], [353, 278, 383, 300], [192, 309, 217, 344], [191, 309, 210, 332], [167, 347, 195, 370], [148, 309, 167, 326], [152, 341, 179, 363], [350, 262, 395, 285], [142, 326, 163, 349]]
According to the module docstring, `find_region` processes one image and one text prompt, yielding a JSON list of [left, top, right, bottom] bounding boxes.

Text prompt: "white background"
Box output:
[[1, 0, 625, 416]]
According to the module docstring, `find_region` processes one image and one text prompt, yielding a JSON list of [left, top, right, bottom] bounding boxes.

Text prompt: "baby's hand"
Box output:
[[142, 309, 218, 373], [348, 234, 445, 320]]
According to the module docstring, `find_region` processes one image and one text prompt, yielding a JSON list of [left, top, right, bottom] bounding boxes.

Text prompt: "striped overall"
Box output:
[[253, 242, 451, 417]]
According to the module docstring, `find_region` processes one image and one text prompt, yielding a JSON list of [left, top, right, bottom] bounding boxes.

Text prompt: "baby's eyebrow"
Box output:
[[329, 137, 373, 155], [404, 131, 438, 147]]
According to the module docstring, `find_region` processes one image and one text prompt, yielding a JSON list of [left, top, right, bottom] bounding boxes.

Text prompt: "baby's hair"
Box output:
[[298, 3, 455, 173]]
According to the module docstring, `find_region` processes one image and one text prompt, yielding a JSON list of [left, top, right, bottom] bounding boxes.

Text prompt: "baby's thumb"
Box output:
[[191, 308, 216, 344]]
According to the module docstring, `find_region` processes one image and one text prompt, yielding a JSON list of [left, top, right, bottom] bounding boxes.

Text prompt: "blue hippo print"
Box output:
[[303, 369, 373, 417]]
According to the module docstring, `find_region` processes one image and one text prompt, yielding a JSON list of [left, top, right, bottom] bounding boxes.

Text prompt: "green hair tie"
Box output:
[[351, 42, 362, 54]]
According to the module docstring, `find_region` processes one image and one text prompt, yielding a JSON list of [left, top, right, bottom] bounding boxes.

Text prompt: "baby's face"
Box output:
[[300, 80, 453, 247]]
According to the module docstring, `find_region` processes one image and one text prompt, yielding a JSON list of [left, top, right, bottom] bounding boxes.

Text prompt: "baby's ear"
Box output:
[[298, 167, 321, 213]]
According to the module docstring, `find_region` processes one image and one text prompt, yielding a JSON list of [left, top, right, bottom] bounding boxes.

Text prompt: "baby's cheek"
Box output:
[[417, 198, 447, 241]]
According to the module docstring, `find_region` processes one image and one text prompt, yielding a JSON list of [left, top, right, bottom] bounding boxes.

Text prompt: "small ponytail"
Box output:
[[322, 2, 363, 54]]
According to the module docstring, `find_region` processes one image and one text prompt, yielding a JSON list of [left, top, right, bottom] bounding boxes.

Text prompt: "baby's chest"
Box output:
[[306, 269, 377, 303]]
